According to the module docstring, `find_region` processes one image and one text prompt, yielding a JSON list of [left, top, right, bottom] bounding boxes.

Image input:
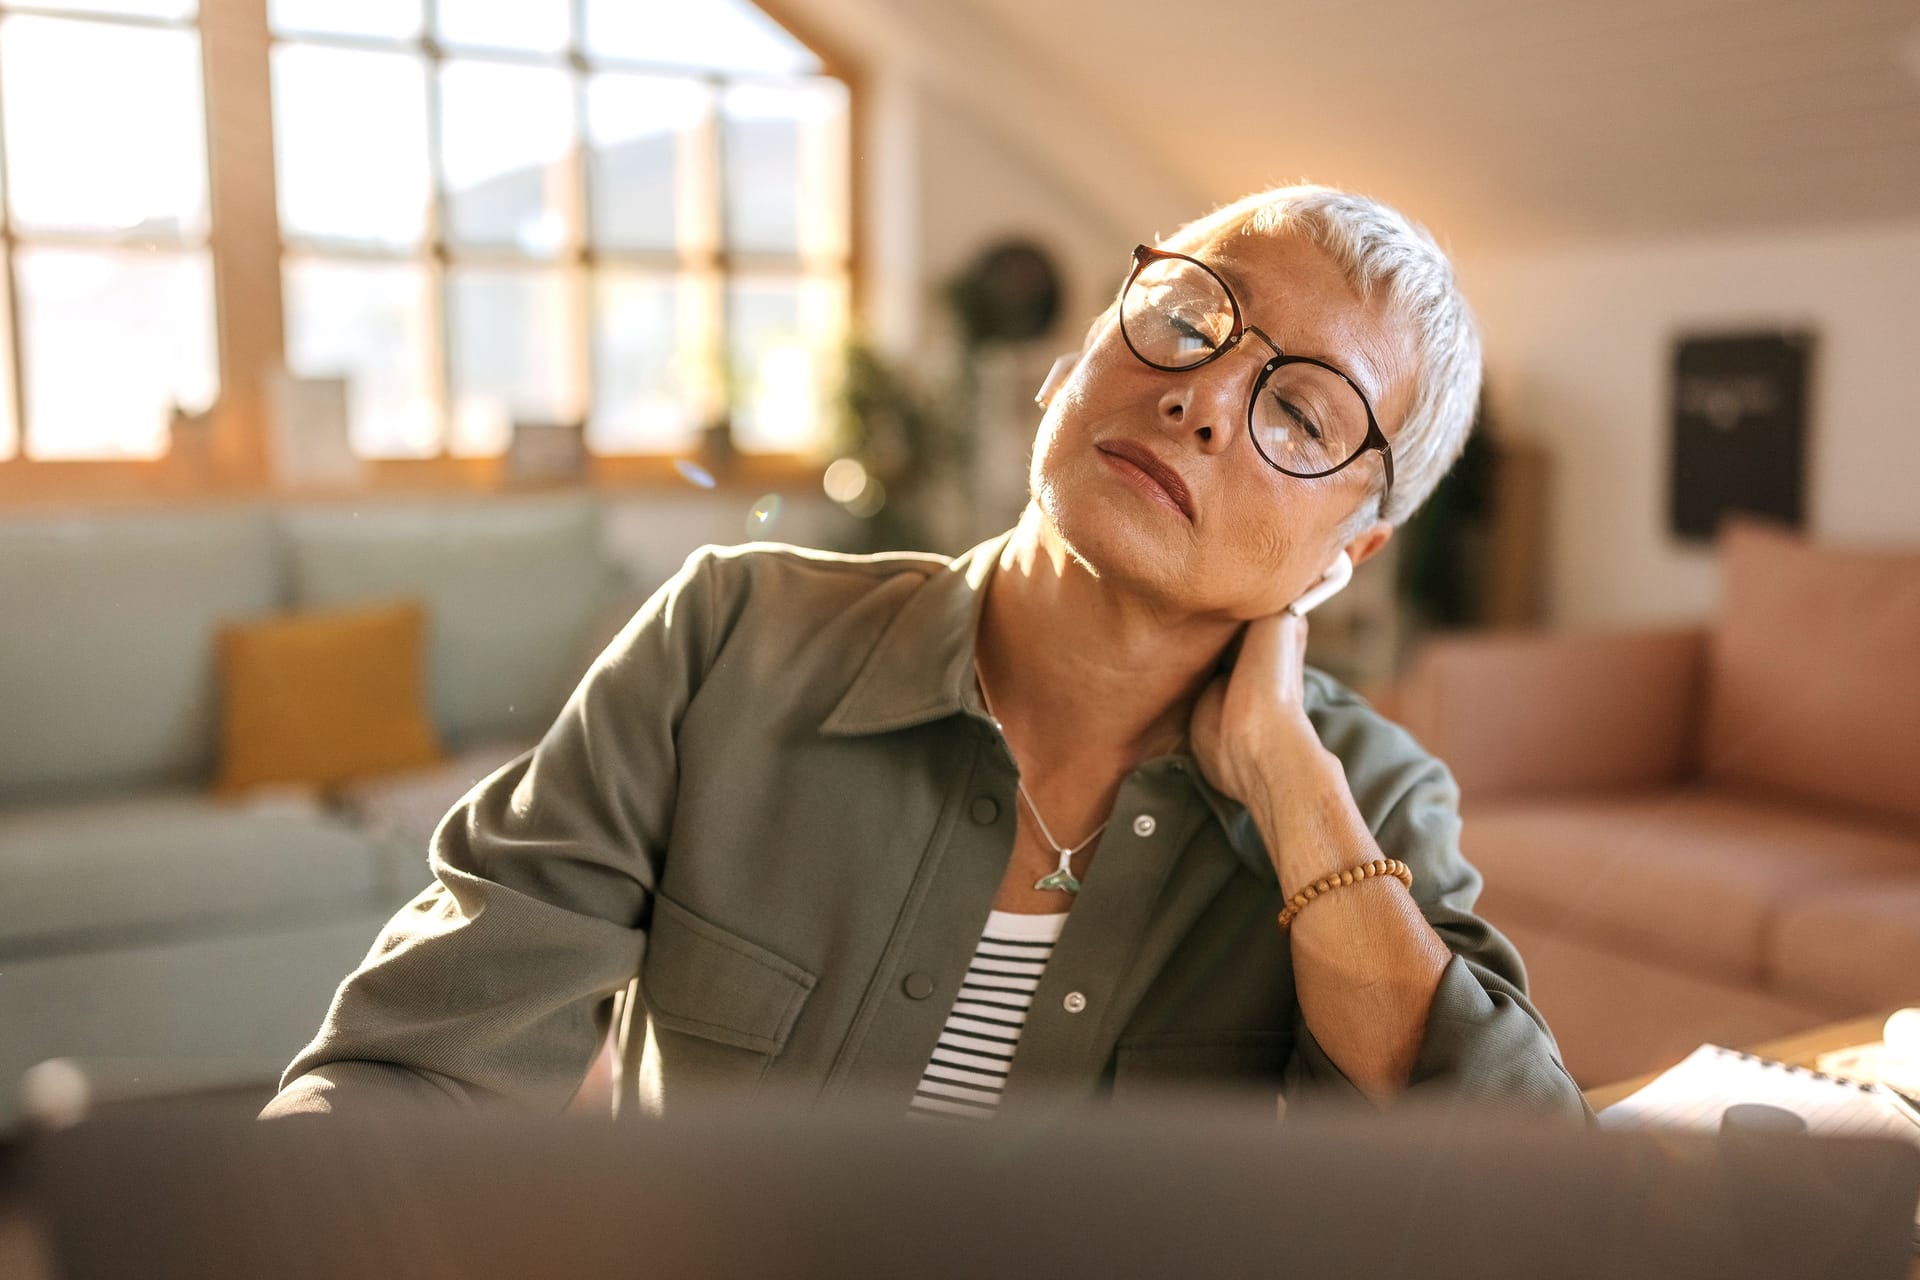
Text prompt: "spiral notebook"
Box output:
[[1599, 1043, 1920, 1238]]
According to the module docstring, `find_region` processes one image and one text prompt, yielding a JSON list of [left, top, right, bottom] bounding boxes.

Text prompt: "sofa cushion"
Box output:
[[1768, 878, 1920, 1012], [0, 906, 402, 1135], [1490, 916, 1836, 1088], [215, 599, 444, 794], [0, 791, 392, 955], [0, 506, 280, 797], [280, 495, 612, 747], [1463, 782, 1920, 985], [1395, 625, 1708, 801], [1703, 517, 1920, 830]]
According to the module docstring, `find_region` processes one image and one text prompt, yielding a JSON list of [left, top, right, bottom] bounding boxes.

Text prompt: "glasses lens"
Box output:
[[1121, 256, 1234, 369], [1250, 361, 1371, 477]]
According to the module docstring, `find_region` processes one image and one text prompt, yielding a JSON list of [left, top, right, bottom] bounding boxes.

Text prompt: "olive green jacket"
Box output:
[[261, 534, 1586, 1123]]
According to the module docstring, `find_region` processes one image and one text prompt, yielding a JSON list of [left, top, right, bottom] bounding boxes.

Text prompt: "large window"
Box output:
[[0, 0, 850, 478], [0, 0, 218, 462]]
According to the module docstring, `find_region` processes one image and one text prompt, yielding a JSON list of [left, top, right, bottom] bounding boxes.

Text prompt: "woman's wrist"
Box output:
[[1246, 749, 1383, 895]]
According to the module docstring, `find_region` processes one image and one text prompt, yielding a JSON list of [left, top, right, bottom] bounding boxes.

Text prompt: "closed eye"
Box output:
[[1270, 389, 1323, 440], [1169, 314, 1218, 355]]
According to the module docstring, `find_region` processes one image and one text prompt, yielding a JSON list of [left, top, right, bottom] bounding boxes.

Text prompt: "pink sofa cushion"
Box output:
[[1490, 916, 1836, 1087], [1703, 517, 1920, 831], [1768, 879, 1920, 1012], [1397, 626, 1707, 801], [1463, 782, 1920, 984]]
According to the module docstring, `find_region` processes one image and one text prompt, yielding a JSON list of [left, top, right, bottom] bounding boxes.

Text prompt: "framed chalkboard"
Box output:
[[1669, 331, 1812, 542]]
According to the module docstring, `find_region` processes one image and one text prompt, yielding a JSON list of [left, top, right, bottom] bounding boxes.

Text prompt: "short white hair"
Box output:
[[1107, 184, 1482, 541]]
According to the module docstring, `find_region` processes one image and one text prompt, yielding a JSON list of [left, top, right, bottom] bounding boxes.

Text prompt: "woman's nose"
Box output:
[[1158, 349, 1261, 452]]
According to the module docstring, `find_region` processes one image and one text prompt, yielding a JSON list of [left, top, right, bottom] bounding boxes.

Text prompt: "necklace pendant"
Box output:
[[1034, 866, 1081, 895], [1035, 843, 1082, 895]]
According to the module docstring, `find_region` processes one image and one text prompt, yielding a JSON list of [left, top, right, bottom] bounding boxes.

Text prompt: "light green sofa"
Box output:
[[0, 493, 639, 1131]]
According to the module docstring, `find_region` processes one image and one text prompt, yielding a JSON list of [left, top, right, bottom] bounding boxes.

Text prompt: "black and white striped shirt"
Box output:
[[907, 908, 1069, 1121]]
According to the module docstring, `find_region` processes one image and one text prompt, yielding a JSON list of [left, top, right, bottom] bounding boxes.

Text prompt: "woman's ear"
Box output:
[[1034, 352, 1081, 408], [1342, 523, 1394, 569]]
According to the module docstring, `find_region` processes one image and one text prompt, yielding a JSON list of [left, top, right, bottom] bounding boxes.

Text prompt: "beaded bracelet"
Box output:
[[1275, 858, 1413, 930]]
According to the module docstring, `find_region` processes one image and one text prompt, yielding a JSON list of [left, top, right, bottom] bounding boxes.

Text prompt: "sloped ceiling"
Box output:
[[946, 0, 1920, 252]]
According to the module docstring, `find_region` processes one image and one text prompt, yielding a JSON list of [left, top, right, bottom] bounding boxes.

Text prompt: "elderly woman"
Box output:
[[261, 184, 1585, 1124]]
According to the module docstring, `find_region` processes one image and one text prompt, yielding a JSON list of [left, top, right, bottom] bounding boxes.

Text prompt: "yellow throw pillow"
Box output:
[[215, 599, 443, 796]]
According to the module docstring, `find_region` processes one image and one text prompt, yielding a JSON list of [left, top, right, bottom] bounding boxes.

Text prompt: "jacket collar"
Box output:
[[817, 530, 1009, 739], [818, 529, 1280, 886]]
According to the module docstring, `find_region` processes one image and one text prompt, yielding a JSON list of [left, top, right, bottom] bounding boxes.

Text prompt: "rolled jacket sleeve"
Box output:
[[1281, 717, 1591, 1121], [259, 550, 721, 1119]]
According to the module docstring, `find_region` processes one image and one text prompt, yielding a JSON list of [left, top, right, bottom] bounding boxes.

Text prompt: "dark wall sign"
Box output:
[[1669, 331, 1812, 542]]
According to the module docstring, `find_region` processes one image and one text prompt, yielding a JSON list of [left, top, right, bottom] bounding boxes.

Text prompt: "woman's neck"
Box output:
[[975, 506, 1239, 772]]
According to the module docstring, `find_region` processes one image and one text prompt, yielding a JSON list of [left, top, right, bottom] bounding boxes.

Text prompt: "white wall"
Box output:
[[1457, 221, 1920, 629]]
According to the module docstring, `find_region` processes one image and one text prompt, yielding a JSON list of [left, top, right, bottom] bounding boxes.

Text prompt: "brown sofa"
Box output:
[[1390, 517, 1920, 1088]]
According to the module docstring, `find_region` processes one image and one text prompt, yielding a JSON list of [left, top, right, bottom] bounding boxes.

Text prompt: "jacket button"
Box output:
[[1131, 814, 1156, 837], [970, 796, 1000, 824], [1063, 991, 1088, 1014], [903, 973, 935, 1000]]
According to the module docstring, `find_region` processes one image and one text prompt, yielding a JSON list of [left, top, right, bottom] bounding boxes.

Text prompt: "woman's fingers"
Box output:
[[1233, 609, 1311, 714]]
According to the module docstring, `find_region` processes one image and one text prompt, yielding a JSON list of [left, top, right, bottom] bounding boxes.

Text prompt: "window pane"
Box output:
[[269, 0, 422, 41], [588, 271, 716, 454], [16, 246, 216, 460], [441, 60, 576, 257], [272, 44, 430, 249], [435, 0, 569, 53], [583, 0, 820, 75], [23, 0, 196, 18], [0, 16, 208, 239], [283, 257, 438, 459], [727, 274, 844, 453], [586, 74, 710, 255], [721, 79, 848, 259], [447, 266, 582, 454]]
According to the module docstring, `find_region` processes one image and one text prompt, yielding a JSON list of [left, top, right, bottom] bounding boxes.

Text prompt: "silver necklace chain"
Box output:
[[973, 661, 1103, 893]]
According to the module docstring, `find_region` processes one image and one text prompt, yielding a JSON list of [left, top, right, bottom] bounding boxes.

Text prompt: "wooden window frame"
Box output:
[[0, 0, 858, 509]]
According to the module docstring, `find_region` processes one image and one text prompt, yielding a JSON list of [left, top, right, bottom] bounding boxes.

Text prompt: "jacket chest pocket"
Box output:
[[638, 891, 818, 1103]]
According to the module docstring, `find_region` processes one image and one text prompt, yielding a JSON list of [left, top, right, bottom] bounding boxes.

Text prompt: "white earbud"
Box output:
[[1285, 550, 1354, 618]]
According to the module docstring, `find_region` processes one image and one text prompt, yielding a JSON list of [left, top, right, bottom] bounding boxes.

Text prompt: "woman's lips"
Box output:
[[1097, 441, 1194, 521]]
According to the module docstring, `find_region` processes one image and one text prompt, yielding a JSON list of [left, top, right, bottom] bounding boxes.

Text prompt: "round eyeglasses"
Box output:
[[1118, 244, 1394, 510]]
